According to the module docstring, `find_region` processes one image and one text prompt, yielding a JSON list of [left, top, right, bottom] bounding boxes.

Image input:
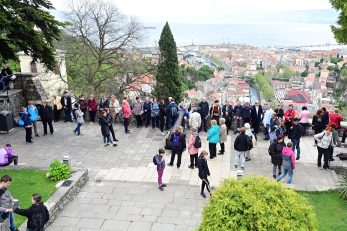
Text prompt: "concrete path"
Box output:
[[0, 122, 343, 230]]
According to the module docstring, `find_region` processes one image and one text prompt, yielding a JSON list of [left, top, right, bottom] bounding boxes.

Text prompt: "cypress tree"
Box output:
[[155, 22, 181, 101]]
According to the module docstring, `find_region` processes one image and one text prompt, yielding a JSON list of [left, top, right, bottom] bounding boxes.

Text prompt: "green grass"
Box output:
[[0, 169, 56, 227], [298, 191, 347, 231]]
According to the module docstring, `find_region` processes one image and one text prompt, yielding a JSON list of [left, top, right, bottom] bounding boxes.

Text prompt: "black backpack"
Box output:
[[194, 135, 202, 148], [247, 136, 253, 150], [31, 206, 47, 231]]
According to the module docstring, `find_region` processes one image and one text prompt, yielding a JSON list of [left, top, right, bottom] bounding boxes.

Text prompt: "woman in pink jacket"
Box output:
[[276, 142, 296, 184], [299, 106, 310, 136], [122, 100, 132, 133], [188, 128, 200, 169]]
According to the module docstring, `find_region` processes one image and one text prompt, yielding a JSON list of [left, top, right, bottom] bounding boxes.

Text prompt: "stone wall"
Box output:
[[0, 89, 25, 115], [14, 73, 47, 101], [18, 169, 89, 231]]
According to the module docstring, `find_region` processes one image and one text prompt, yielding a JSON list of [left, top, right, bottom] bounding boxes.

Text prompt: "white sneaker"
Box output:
[[162, 132, 166, 136]]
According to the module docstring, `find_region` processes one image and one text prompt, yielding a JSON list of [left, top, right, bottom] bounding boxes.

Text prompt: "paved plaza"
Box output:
[[0, 122, 344, 230]]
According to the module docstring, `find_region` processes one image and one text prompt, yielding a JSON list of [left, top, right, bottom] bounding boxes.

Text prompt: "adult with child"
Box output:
[[73, 103, 84, 136], [87, 94, 98, 122], [234, 127, 249, 170], [207, 120, 220, 159], [168, 126, 186, 168], [0, 175, 18, 231], [290, 118, 304, 160], [0, 144, 18, 166], [188, 128, 200, 169], [197, 151, 211, 198], [19, 107, 33, 144], [314, 127, 333, 170], [99, 110, 117, 146], [153, 149, 167, 191], [218, 118, 227, 155], [27, 100, 39, 137], [14, 193, 49, 231], [276, 142, 296, 184], [39, 99, 54, 136], [268, 135, 285, 179]]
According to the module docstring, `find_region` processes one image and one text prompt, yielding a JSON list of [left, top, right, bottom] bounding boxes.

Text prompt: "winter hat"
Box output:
[[244, 123, 251, 129]]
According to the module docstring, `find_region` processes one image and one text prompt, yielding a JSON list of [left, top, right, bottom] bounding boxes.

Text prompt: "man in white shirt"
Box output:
[[189, 108, 202, 131], [263, 102, 274, 140]]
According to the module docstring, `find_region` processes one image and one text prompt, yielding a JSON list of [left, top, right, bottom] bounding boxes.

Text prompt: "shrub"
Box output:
[[198, 176, 317, 231], [47, 160, 72, 181], [337, 173, 347, 200]]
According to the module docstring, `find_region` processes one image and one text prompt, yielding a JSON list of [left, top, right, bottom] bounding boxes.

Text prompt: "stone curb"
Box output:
[[18, 169, 89, 231]]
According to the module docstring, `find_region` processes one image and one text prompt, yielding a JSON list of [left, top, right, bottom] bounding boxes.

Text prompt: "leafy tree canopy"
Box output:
[[331, 0, 347, 44], [0, 0, 64, 70]]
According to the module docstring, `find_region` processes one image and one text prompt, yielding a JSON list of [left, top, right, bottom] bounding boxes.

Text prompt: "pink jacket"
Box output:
[[188, 134, 199, 155], [299, 110, 309, 123], [282, 147, 296, 169], [122, 104, 132, 118]]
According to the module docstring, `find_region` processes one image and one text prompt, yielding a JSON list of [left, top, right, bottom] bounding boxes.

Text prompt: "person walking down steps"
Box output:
[[197, 151, 211, 198], [153, 149, 167, 191]]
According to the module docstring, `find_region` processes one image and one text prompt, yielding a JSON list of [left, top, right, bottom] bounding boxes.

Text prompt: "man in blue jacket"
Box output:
[[27, 100, 39, 137], [166, 97, 178, 130]]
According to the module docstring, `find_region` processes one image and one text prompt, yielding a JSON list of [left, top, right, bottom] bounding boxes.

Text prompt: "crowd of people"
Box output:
[[8, 90, 347, 198]]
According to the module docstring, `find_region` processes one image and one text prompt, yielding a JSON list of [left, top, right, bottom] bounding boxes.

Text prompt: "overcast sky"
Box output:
[[51, 0, 337, 24]]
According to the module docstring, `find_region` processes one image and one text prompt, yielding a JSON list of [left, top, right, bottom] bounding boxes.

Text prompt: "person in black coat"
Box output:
[[39, 99, 54, 135], [168, 126, 186, 168], [198, 98, 209, 132], [143, 97, 152, 127], [222, 101, 233, 135], [321, 107, 329, 129], [240, 102, 252, 125], [60, 91, 72, 122], [99, 111, 116, 146], [274, 104, 284, 119], [234, 128, 249, 170], [14, 194, 49, 231], [268, 135, 285, 179], [99, 94, 110, 110], [312, 109, 324, 145], [233, 101, 242, 134], [251, 100, 263, 137], [197, 151, 211, 198]]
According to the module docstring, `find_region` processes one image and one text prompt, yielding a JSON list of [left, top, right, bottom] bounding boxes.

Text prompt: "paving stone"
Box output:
[[101, 220, 131, 231], [77, 218, 104, 229], [152, 223, 176, 231], [127, 221, 153, 231]]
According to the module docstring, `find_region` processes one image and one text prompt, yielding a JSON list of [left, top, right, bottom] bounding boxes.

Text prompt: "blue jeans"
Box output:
[[291, 139, 300, 159], [103, 135, 112, 144], [73, 123, 82, 135], [276, 167, 293, 184], [0, 212, 16, 231]]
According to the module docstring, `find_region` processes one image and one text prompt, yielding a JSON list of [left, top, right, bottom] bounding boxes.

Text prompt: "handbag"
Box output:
[[18, 118, 24, 127]]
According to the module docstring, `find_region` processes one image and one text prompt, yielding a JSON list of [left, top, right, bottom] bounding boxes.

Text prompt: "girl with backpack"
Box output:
[[197, 150, 211, 198], [268, 135, 285, 179], [276, 142, 296, 184], [218, 118, 227, 155], [153, 149, 167, 191], [168, 126, 186, 168], [207, 120, 220, 159], [188, 128, 200, 169]]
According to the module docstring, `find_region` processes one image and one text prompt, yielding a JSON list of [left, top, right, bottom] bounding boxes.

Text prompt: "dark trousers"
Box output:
[[264, 124, 270, 139], [53, 106, 61, 122], [0, 156, 18, 166], [252, 121, 260, 134], [201, 177, 211, 194], [225, 118, 232, 134], [220, 143, 225, 153], [89, 111, 97, 122], [342, 130, 347, 143], [189, 154, 198, 167], [200, 116, 208, 132], [328, 145, 334, 160], [317, 146, 329, 169], [209, 143, 217, 158], [160, 116, 165, 132], [170, 149, 183, 167], [212, 116, 219, 125], [144, 112, 151, 127], [135, 115, 142, 127], [42, 120, 54, 135], [300, 123, 308, 136], [25, 127, 32, 143], [124, 118, 129, 133], [81, 109, 87, 120], [151, 116, 159, 129], [109, 124, 116, 140], [64, 108, 72, 122], [242, 118, 251, 126]]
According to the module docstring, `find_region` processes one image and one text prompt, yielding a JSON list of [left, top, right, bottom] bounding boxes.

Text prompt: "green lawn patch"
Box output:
[[0, 169, 56, 227], [298, 191, 347, 231]]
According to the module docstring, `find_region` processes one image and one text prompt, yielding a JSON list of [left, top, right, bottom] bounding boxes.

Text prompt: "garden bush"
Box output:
[[47, 160, 72, 181], [198, 176, 317, 231], [337, 173, 347, 200]]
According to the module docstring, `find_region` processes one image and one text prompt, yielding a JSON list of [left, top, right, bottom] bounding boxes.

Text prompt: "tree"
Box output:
[[331, 0, 347, 43], [154, 22, 181, 101], [61, 0, 148, 95], [0, 0, 63, 70]]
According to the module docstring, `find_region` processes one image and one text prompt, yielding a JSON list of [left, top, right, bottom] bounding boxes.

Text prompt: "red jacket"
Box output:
[[329, 113, 344, 127], [87, 99, 98, 111], [122, 104, 132, 118], [284, 109, 296, 124]]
